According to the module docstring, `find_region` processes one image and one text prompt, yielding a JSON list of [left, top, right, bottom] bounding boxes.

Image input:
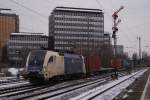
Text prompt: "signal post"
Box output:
[[112, 6, 124, 79]]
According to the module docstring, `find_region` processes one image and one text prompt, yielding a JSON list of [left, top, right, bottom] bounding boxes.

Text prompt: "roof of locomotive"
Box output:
[[30, 50, 82, 57]]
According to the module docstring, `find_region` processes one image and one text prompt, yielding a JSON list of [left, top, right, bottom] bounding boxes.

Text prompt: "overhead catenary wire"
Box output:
[[0, 2, 39, 19], [121, 18, 150, 31], [94, 0, 150, 55], [94, 0, 139, 47], [6, 0, 48, 27], [109, 0, 114, 12], [0, 3, 38, 32], [94, 0, 133, 47], [110, 8, 150, 47], [6, 1, 148, 44], [95, 0, 112, 17], [8, 0, 48, 19], [118, 20, 150, 43]]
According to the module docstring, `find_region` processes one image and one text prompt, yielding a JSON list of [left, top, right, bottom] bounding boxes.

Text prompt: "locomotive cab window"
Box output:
[[48, 56, 53, 63], [28, 50, 46, 66], [48, 56, 56, 63]]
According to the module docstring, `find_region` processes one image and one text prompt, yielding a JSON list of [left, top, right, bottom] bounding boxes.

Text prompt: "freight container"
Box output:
[[85, 55, 101, 74], [123, 59, 132, 68], [111, 58, 122, 69]]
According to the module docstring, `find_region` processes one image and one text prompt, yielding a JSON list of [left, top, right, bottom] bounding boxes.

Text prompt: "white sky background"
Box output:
[[0, 0, 150, 56]]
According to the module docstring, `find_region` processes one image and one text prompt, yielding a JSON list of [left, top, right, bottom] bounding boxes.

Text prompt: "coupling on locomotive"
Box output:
[[25, 50, 86, 81]]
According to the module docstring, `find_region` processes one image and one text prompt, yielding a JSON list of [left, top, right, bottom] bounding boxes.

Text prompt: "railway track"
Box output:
[[35, 73, 127, 100], [0, 69, 142, 100], [18, 72, 126, 100], [0, 81, 30, 89], [0, 82, 33, 94], [71, 68, 148, 100], [25, 77, 110, 100], [0, 78, 24, 85], [0, 80, 28, 87], [0, 84, 53, 100], [0, 83, 38, 95], [0, 73, 112, 100]]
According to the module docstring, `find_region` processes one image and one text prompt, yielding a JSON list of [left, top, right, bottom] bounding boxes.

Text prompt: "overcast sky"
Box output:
[[0, 0, 150, 56]]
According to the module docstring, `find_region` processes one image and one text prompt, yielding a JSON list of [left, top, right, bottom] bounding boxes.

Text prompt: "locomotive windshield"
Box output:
[[28, 50, 47, 66]]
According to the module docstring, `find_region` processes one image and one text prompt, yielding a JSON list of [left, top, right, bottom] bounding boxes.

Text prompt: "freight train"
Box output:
[[24, 50, 86, 81], [24, 50, 127, 82]]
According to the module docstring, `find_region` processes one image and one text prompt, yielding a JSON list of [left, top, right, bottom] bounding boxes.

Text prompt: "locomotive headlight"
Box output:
[[43, 66, 46, 72]]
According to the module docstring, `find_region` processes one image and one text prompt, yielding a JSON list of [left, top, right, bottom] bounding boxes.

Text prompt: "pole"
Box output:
[[112, 6, 124, 79], [112, 6, 124, 58], [87, 17, 90, 72], [112, 14, 118, 79], [113, 18, 117, 58], [138, 37, 141, 65]]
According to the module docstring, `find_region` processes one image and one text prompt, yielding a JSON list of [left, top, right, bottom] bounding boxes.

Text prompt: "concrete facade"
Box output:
[[7, 32, 48, 66], [0, 13, 19, 62], [49, 7, 104, 56]]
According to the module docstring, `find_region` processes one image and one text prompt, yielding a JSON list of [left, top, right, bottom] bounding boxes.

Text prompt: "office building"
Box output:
[[7, 32, 48, 65], [0, 12, 19, 62], [49, 7, 104, 55]]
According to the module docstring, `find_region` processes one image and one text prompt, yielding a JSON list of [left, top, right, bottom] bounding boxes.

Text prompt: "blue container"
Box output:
[[123, 59, 131, 68]]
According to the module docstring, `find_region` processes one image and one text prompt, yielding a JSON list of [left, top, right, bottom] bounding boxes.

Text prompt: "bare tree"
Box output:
[[101, 44, 113, 67]]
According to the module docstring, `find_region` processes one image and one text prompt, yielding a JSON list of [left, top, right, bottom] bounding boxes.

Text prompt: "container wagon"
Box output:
[[85, 55, 101, 74], [111, 58, 122, 69]]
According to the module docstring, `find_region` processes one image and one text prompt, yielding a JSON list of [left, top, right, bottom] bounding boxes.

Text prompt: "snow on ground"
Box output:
[[0, 81, 29, 88], [0, 77, 17, 81], [8, 68, 18, 75], [71, 68, 148, 100], [93, 75, 135, 100]]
